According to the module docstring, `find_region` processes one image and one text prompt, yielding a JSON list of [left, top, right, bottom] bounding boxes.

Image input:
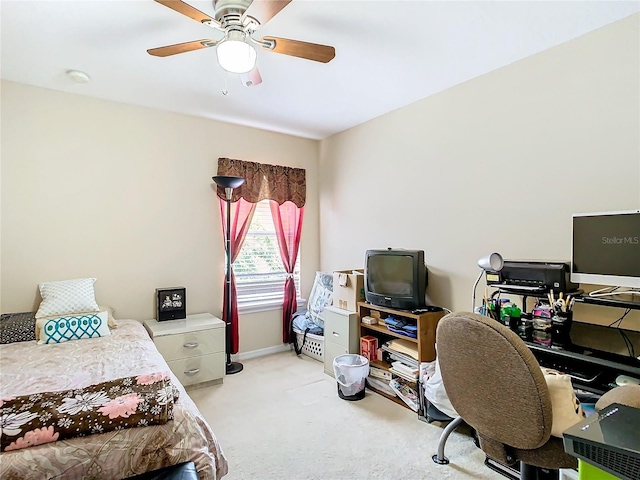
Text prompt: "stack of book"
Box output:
[[383, 339, 418, 370], [367, 364, 396, 396], [389, 361, 419, 381], [365, 338, 420, 411]]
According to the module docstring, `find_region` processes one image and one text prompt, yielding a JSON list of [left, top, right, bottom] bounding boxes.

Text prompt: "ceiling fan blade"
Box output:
[[259, 36, 335, 63], [147, 39, 218, 57], [243, 0, 292, 26], [154, 0, 216, 25], [240, 67, 263, 87]]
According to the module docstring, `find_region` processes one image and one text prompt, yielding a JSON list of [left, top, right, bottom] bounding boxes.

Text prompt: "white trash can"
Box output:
[[333, 354, 369, 401]]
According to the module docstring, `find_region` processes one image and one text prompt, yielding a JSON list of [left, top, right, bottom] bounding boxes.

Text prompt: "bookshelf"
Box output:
[[358, 302, 445, 411], [358, 302, 444, 362]]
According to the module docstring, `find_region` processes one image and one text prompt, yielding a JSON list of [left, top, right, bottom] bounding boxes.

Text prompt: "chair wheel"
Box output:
[[432, 454, 450, 465]]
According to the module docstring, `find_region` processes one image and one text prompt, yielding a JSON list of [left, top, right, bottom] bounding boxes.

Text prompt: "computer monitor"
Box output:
[[571, 210, 640, 290]]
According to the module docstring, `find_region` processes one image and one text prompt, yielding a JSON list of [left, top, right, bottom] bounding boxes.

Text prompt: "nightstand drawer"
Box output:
[[154, 329, 224, 362], [167, 352, 225, 386], [324, 309, 351, 348]]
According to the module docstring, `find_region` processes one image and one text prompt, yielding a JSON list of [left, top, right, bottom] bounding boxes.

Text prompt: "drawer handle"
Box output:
[[332, 331, 340, 337], [183, 342, 199, 348], [184, 368, 200, 375]]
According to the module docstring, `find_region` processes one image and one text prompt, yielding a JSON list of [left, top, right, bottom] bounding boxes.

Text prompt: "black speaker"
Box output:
[[155, 287, 186, 321]]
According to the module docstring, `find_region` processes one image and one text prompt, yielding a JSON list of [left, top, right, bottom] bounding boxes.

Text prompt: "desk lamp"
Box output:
[[213, 175, 245, 375], [472, 253, 504, 311]]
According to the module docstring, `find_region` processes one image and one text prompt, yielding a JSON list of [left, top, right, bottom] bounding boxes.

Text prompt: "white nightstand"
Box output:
[[144, 313, 225, 389]]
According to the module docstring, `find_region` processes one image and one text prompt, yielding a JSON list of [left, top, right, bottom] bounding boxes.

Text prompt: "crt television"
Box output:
[[571, 210, 640, 289], [364, 248, 428, 310]]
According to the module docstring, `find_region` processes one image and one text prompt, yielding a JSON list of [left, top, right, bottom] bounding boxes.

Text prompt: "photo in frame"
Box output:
[[155, 287, 186, 321]]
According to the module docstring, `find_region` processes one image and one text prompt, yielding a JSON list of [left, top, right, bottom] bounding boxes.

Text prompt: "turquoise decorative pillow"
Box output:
[[37, 311, 110, 344]]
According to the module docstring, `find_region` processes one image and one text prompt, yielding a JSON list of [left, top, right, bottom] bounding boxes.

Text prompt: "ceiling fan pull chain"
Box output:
[[222, 70, 229, 96]]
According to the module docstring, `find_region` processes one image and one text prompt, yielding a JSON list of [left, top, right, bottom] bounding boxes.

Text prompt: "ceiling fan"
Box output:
[[147, 0, 336, 86]]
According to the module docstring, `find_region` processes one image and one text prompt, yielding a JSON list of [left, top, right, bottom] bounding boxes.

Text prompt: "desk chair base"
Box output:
[[484, 457, 519, 480], [432, 415, 465, 464]]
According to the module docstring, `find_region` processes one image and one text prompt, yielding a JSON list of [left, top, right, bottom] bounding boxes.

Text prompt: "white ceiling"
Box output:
[[2, 1, 639, 140]]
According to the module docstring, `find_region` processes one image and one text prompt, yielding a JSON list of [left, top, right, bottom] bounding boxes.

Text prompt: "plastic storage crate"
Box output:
[[293, 328, 323, 362]]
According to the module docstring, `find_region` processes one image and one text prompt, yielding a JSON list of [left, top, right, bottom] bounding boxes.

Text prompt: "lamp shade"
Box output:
[[212, 175, 245, 189], [477, 252, 504, 272], [216, 35, 257, 74]]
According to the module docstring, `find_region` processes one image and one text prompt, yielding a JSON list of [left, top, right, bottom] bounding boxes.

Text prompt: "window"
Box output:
[[234, 200, 301, 311]]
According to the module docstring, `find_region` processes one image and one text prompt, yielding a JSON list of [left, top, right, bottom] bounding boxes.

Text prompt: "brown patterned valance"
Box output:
[[215, 158, 306, 207]]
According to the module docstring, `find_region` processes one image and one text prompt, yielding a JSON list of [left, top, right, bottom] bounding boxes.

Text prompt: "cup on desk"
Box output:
[[516, 319, 533, 342], [551, 311, 572, 348]]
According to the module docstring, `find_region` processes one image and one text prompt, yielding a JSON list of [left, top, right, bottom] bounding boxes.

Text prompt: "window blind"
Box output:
[[233, 200, 300, 307]]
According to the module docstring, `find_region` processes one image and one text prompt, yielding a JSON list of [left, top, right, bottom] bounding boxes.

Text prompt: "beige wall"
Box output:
[[2, 14, 639, 356], [0, 82, 320, 353], [319, 15, 640, 332]]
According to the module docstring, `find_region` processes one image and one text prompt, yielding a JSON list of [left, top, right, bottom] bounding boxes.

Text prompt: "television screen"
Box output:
[[364, 249, 427, 310], [571, 210, 640, 289], [367, 255, 415, 296]]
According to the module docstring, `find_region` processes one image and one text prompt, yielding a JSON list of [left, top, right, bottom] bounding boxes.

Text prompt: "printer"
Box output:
[[485, 260, 579, 293]]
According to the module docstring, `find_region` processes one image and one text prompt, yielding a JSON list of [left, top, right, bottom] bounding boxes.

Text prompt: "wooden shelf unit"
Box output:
[[358, 302, 444, 363], [358, 302, 445, 411]]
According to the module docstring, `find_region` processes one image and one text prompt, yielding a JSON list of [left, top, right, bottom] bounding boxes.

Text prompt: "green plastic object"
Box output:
[[578, 460, 619, 480]]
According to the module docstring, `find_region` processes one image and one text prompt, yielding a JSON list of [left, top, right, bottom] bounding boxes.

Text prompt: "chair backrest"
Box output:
[[436, 312, 553, 450]]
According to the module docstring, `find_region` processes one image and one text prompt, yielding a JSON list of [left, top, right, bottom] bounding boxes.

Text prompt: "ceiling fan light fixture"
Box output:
[[216, 34, 257, 74]]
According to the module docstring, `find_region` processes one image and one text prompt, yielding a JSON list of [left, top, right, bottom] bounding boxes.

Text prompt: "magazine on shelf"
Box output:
[[382, 345, 418, 368], [367, 376, 397, 397], [369, 365, 393, 381], [386, 339, 419, 360], [389, 367, 417, 382], [389, 367, 418, 382], [391, 361, 419, 376], [390, 378, 419, 411]]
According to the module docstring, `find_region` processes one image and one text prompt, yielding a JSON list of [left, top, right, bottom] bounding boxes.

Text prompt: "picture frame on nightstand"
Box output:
[[156, 287, 186, 321]]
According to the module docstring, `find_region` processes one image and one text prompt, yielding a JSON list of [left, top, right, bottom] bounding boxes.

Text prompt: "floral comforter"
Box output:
[[1, 372, 179, 452], [0, 320, 228, 480]]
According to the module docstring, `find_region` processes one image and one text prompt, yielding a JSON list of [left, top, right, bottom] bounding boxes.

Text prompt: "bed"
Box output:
[[0, 319, 229, 480]]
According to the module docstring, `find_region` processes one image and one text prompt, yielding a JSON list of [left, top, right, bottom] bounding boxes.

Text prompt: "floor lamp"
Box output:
[[212, 175, 245, 375], [471, 252, 504, 311]]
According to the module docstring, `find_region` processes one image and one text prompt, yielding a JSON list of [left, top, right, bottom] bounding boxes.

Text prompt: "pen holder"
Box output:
[[551, 311, 572, 348]]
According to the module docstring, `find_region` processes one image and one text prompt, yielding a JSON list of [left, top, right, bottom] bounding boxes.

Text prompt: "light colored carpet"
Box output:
[[188, 351, 505, 480]]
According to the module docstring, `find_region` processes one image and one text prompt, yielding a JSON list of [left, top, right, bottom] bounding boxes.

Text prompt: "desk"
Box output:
[[526, 340, 640, 395], [563, 403, 640, 480], [489, 286, 640, 394]]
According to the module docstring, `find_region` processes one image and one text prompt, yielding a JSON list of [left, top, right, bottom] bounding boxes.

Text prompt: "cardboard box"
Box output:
[[360, 335, 378, 361], [332, 269, 365, 311]]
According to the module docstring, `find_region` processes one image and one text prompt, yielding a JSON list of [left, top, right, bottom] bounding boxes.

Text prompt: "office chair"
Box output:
[[435, 312, 578, 480]]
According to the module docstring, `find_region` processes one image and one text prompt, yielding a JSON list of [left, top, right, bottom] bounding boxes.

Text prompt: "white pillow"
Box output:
[[37, 311, 110, 344], [35, 278, 99, 319]]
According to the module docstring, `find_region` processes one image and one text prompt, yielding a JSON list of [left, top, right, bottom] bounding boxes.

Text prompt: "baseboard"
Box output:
[[233, 343, 292, 361]]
